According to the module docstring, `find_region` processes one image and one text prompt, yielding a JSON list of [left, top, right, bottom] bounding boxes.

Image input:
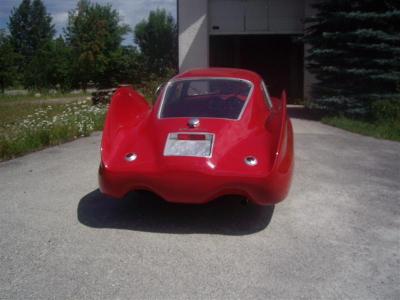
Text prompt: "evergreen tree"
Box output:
[[30, 0, 55, 52], [8, 0, 55, 89], [8, 0, 54, 60], [0, 30, 21, 93], [305, 0, 400, 115], [65, 0, 129, 89], [8, 0, 32, 59], [134, 9, 178, 76]]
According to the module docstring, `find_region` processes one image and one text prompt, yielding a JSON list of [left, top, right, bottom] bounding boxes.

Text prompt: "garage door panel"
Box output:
[[209, 0, 304, 34], [209, 0, 244, 33], [245, 0, 268, 31]]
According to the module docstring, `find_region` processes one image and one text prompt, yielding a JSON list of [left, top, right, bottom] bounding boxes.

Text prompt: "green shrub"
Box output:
[[322, 115, 400, 142], [371, 100, 400, 122]]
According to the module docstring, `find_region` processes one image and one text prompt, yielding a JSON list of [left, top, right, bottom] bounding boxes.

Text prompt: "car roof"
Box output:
[[174, 68, 262, 84]]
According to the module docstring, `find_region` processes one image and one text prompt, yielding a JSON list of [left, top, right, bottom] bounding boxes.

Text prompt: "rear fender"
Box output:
[[267, 90, 292, 170], [276, 90, 288, 163], [101, 86, 151, 162]]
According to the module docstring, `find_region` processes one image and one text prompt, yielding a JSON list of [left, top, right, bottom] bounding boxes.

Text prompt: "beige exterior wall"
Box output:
[[178, 0, 209, 72]]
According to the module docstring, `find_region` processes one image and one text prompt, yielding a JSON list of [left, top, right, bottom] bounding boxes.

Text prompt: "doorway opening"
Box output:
[[209, 34, 304, 102]]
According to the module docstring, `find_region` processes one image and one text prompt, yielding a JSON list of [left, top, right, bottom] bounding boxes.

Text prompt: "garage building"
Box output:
[[178, 0, 316, 101]]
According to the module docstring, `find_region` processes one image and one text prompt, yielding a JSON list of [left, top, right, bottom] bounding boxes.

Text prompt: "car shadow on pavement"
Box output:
[[77, 189, 274, 236]]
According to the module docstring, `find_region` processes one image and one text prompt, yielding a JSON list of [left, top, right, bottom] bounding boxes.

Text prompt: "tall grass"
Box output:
[[0, 100, 107, 160]]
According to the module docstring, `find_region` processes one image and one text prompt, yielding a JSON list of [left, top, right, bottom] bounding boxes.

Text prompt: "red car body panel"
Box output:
[[99, 68, 294, 205]]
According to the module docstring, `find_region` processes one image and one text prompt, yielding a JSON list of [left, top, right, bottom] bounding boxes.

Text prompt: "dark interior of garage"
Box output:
[[209, 35, 304, 102]]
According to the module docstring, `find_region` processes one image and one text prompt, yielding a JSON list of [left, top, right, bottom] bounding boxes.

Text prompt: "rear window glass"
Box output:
[[160, 79, 252, 119]]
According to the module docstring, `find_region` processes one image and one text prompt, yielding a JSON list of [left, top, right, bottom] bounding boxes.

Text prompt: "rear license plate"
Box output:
[[164, 133, 214, 157]]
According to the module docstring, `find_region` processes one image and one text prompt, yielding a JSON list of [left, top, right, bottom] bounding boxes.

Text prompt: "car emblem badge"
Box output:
[[188, 118, 200, 128]]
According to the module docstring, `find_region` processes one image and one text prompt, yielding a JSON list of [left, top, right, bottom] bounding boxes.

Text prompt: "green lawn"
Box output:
[[322, 116, 400, 142]]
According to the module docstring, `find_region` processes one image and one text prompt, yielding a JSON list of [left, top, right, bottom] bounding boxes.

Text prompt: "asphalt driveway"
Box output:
[[0, 107, 399, 299]]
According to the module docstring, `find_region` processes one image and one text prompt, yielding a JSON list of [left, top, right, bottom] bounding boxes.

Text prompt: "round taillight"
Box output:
[[244, 156, 258, 166], [125, 153, 137, 162]]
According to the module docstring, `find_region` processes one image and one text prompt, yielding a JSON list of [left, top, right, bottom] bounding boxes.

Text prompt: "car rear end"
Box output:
[[99, 70, 293, 205]]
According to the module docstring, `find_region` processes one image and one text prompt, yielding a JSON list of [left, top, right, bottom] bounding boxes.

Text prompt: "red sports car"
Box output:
[[99, 68, 294, 205]]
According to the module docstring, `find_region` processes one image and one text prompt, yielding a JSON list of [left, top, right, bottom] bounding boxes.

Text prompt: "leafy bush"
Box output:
[[323, 98, 400, 141]]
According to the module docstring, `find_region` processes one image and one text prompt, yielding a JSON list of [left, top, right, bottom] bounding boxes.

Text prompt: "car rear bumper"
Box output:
[[98, 162, 293, 205]]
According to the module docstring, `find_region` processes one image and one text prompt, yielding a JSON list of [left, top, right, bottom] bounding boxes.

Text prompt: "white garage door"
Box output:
[[245, 0, 269, 31], [209, 0, 245, 33], [209, 0, 304, 34]]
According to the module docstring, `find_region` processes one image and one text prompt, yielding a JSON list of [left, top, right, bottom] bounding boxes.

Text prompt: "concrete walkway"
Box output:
[[0, 108, 399, 299]]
